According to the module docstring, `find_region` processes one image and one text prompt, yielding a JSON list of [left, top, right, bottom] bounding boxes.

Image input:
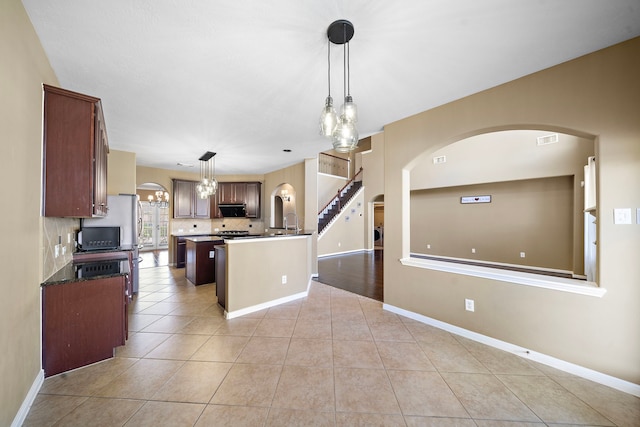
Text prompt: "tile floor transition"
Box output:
[[25, 266, 640, 426]]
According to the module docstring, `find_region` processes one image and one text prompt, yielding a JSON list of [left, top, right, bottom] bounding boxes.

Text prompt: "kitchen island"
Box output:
[[218, 232, 316, 319], [184, 236, 224, 285]]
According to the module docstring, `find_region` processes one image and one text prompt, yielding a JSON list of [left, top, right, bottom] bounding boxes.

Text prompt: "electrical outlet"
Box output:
[[465, 299, 475, 312], [281, 275, 287, 284], [54, 245, 59, 258], [471, 248, 476, 254], [209, 250, 215, 258], [427, 244, 431, 249], [520, 252, 526, 258]]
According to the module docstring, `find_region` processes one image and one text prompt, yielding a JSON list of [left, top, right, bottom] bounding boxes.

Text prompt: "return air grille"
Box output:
[[537, 133, 559, 146]]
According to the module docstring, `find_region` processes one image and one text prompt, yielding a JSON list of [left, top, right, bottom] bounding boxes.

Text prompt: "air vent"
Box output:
[[433, 155, 446, 164], [537, 133, 559, 146]]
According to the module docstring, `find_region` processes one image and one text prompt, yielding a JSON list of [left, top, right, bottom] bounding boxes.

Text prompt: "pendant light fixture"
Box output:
[[196, 151, 218, 199], [319, 19, 359, 153]]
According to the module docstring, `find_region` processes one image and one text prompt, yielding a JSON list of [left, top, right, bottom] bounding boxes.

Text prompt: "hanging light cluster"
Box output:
[[319, 19, 358, 153], [196, 151, 218, 199], [148, 190, 169, 208]]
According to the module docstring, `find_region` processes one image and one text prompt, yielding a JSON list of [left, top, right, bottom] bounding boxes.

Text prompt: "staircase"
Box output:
[[318, 170, 363, 234]]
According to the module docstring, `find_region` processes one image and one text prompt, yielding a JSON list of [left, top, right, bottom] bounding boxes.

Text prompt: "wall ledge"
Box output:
[[384, 303, 640, 397], [401, 256, 606, 297]]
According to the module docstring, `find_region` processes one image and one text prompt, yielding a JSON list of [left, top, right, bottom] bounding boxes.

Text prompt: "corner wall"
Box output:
[[384, 37, 640, 383], [0, 1, 59, 424]]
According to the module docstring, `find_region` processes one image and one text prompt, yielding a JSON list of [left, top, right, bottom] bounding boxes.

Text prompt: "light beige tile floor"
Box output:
[[24, 266, 640, 426]]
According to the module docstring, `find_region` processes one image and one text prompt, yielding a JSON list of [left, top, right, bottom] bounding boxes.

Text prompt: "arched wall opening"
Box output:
[[406, 128, 596, 281]]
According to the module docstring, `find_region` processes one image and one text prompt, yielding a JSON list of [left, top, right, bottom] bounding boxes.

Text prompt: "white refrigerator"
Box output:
[[82, 194, 142, 293]]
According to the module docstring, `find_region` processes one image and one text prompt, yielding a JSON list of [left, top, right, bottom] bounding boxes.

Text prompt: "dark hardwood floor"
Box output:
[[315, 249, 383, 301]]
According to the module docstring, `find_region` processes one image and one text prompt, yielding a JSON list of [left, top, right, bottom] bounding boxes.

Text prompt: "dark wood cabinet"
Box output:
[[212, 182, 261, 218], [186, 238, 224, 285], [173, 179, 210, 219], [215, 245, 226, 309], [43, 84, 108, 217], [218, 182, 246, 204], [245, 182, 261, 218], [42, 276, 126, 377], [176, 236, 188, 268]]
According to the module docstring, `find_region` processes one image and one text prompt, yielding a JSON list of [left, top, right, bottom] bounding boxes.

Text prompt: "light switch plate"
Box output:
[[614, 208, 632, 224]]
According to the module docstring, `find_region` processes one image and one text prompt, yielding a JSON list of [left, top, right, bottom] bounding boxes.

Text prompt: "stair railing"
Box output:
[[318, 167, 363, 219]]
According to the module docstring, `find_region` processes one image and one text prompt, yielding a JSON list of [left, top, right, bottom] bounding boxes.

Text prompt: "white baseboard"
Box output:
[[384, 303, 640, 398], [224, 279, 312, 320], [12, 369, 44, 427]]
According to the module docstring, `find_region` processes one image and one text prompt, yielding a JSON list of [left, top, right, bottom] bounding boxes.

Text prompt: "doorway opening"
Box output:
[[137, 183, 170, 251]]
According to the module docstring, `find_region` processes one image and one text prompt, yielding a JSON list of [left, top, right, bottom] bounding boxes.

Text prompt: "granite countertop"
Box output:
[[42, 258, 130, 287], [183, 236, 226, 243]]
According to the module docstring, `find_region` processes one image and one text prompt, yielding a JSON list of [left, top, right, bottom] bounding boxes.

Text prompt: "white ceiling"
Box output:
[[21, 0, 640, 175]]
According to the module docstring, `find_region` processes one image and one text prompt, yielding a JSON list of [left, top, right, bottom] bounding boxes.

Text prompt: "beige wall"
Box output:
[[384, 37, 640, 383], [0, 0, 60, 424], [318, 191, 365, 256], [264, 162, 306, 229], [410, 130, 593, 273], [226, 236, 312, 314], [361, 132, 385, 248], [107, 149, 137, 195], [411, 176, 574, 270]]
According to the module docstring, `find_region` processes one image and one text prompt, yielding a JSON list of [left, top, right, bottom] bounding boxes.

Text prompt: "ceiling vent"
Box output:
[[433, 155, 446, 164], [537, 133, 559, 146]]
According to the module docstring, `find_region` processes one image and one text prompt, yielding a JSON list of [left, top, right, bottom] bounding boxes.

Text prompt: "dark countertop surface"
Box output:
[[179, 231, 314, 241], [184, 236, 227, 243], [42, 257, 130, 287]]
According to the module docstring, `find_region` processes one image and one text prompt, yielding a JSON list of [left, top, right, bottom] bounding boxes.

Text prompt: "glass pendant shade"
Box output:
[[319, 96, 338, 136], [341, 95, 357, 123], [197, 151, 218, 199], [332, 115, 359, 153]]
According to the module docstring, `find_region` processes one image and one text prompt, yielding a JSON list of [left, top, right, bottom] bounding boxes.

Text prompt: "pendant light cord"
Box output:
[[343, 23, 347, 101], [327, 38, 331, 97]]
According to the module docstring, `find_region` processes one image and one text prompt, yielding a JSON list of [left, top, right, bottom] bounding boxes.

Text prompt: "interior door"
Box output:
[[140, 202, 169, 250]]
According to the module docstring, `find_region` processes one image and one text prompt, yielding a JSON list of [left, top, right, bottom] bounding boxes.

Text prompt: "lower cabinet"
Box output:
[[176, 236, 187, 268], [185, 239, 224, 285], [215, 245, 226, 309], [42, 276, 126, 377]]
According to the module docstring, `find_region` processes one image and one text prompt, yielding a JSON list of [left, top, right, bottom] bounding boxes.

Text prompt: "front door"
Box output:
[[140, 202, 169, 250]]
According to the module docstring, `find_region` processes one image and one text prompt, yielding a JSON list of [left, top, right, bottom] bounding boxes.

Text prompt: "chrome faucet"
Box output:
[[283, 212, 298, 235]]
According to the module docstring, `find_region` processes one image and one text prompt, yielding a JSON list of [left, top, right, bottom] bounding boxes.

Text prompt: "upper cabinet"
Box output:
[[173, 179, 210, 219], [211, 182, 261, 218], [245, 182, 261, 218], [42, 85, 109, 217], [218, 182, 246, 204]]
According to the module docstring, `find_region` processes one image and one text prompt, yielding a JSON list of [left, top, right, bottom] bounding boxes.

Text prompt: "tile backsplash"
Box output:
[[43, 217, 79, 281], [171, 218, 265, 234]]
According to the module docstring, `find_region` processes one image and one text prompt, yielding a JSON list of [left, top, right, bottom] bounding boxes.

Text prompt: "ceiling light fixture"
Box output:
[[196, 151, 218, 199], [147, 191, 169, 208], [319, 19, 358, 153]]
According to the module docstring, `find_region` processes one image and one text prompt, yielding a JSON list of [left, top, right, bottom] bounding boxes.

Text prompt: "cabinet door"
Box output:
[[232, 183, 246, 204], [245, 182, 261, 218], [210, 189, 222, 218], [43, 85, 106, 217], [218, 182, 246, 204], [173, 180, 194, 218], [93, 103, 108, 216], [218, 182, 233, 204], [176, 236, 187, 268], [42, 276, 125, 377], [194, 191, 210, 218]]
